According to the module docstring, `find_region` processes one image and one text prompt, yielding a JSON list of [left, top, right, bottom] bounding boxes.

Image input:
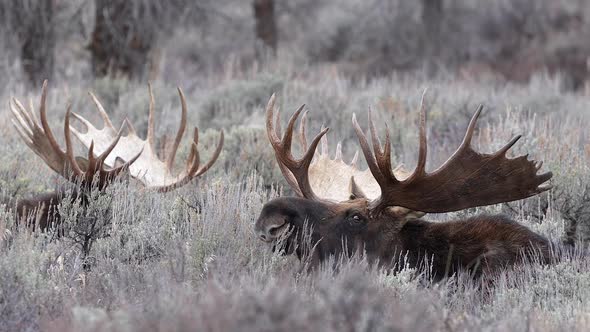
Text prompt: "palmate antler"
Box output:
[[265, 94, 410, 202], [266, 93, 551, 215], [70, 83, 224, 192], [352, 93, 553, 214], [11, 81, 223, 193], [10, 80, 141, 190], [266, 94, 328, 200]]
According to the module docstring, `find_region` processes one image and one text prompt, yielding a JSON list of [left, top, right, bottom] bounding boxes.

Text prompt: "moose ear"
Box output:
[[387, 206, 426, 228], [114, 157, 126, 168], [348, 177, 367, 200]]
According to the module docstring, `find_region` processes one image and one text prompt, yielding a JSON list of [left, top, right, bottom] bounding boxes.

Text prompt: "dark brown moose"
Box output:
[[10, 80, 223, 230], [255, 94, 552, 279]]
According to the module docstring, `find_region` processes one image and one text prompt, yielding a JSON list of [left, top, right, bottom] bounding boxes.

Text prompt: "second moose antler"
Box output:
[[11, 81, 141, 191], [71, 83, 223, 192], [10, 81, 223, 229]]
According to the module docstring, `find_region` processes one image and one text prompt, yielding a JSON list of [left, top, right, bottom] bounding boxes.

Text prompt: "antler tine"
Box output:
[[149, 124, 223, 193], [147, 83, 156, 150], [433, 104, 483, 172], [367, 109, 394, 179], [350, 150, 359, 166], [10, 98, 35, 131], [349, 176, 367, 199], [85, 141, 98, 175], [265, 94, 328, 200], [335, 142, 342, 161], [415, 92, 428, 175], [460, 105, 483, 150], [266, 94, 281, 144], [320, 125, 328, 156], [352, 113, 391, 185], [406, 93, 428, 182], [296, 125, 329, 200], [282, 104, 306, 159], [165, 87, 188, 170], [188, 144, 202, 175], [69, 112, 95, 132], [106, 147, 144, 179], [64, 105, 86, 178], [299, 110, 308, 151], [123, 117, 137, 135], [88, 91, 115, 130], [368, 108, 383, 156], [382, 124, 394, 177], [10, 102, 35, 147], [155, 144, 200, 193], [495, 135, 522, 156], [194, 130, 224, 177], [28, 97, 39, 124], [38, 80, 64, 157], [96, 124, 125, 162], [11, 119, 33, 147], [184, 128, 198, 171]]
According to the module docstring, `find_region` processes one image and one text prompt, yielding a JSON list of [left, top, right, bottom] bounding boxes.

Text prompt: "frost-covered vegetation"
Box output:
[[1, 0, 590, 331]]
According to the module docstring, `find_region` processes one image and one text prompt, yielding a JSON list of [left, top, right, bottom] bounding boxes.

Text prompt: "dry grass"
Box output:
[[0, 66, 588, 331]]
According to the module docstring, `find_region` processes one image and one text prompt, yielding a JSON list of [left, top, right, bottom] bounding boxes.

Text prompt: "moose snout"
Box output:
[[254, 217, 288, 242]]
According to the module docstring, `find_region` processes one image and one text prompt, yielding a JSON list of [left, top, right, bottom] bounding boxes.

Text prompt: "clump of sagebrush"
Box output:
[[41, 246, 590, 332], [46, 259, 444, 332], [58, 180, 129, 267], [199, 126, 284, 185], [198, 73, 283, 129]]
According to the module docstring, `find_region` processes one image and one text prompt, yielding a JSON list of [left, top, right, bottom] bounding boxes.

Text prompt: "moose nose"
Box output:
[[256, 223, 286, 243], [257, 228, 273, 242]]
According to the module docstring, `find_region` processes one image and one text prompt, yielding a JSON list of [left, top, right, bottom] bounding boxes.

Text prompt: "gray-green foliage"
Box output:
[[0, 63, 589, 331]]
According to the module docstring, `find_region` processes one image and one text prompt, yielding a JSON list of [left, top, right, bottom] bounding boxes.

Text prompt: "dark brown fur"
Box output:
[[14, 188, 89, 231], [255, 197, 550, 280]]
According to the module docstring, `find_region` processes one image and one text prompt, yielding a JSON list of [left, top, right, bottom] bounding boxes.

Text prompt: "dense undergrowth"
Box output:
[[1, 0, 590, 330], [0, 64, 589, 331]]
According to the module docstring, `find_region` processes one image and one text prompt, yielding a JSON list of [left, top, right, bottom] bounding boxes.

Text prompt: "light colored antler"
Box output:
[[70, 84, 223, 192], [266, 94, 409, 202], [10, 80, 140, 189]]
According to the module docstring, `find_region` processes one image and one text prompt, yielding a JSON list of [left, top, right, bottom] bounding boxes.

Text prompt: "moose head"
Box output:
[[255, 94, 552, 278]]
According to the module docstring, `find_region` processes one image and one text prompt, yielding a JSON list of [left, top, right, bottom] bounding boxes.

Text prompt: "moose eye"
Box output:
[[350, 214, 363, 224]]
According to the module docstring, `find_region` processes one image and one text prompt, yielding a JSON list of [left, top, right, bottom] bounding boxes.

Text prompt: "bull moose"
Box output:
[[10, 80, 223, 230], [255, 94, 552, 279]]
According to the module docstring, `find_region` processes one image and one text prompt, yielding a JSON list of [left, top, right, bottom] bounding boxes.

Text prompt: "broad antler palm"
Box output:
[[71, 83, 223, 192], [11, 80, 223, 192], [352, 94, 552, 214]]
